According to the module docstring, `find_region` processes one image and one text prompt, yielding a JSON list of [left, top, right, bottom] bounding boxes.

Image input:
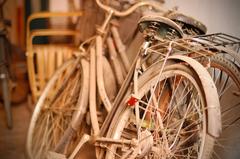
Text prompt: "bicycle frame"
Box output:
[[70, 0, 167, 136], [66, 39, 222, 159]]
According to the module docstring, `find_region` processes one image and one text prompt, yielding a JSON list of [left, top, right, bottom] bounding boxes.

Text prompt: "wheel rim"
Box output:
[[105, 66, 207, 159]]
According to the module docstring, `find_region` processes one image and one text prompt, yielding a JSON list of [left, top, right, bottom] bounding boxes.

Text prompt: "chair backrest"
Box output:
[[26, 11, 82, 102], [28, 44, 75, 100]]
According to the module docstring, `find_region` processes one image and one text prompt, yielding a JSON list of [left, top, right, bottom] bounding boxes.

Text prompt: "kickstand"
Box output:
[[68, 134, 90, 159]]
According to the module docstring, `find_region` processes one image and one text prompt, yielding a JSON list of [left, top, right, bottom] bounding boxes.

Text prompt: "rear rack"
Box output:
[[146, 38, 215, 62], [194, 33, 240, 53], [145, 34, 240, 68]]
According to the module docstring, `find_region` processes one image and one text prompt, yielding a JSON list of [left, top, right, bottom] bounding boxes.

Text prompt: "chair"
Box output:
[[26, 11, 83, 103]]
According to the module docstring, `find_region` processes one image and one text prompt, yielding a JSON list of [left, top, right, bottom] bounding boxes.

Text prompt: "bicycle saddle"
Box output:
[[167, 12, 207, 35], [138, 14, 184, 41]]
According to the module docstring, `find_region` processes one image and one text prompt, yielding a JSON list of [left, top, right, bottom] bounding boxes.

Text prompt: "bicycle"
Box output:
[[27, 1, 221, 159], [0, 0, 29, 129], [0, 0, 12, 128]]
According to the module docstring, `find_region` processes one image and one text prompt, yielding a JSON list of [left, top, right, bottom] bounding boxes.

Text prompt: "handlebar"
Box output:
[[96, 0, 165, 17]]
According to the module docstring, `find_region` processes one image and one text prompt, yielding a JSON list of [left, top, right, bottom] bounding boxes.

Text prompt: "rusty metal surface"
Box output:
[[195, 33, 240, 52], [138, 14, 184, 40], [167, 12, 207, 35]]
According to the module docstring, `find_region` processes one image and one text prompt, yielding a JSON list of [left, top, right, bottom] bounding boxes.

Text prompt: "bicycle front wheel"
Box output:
[[104, 62, 218, 159], [26, 58, 85, 159]]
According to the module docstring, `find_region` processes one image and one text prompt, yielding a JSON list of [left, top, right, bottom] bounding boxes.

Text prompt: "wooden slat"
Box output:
[[26, 11, 83, 45], [67, 48, 73, 60], [26, 50, 38, 102], [36, 46, 46, 91], [63, 47, 71, 60], [28, 44, 75, 101], [47, 46, 56, 79], [56, 47, 64, 68]]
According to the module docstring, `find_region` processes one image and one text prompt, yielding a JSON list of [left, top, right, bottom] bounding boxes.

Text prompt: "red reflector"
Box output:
[[127, 96, 138, 106]]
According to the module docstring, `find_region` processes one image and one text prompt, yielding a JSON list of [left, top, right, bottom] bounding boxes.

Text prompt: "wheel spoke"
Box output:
[[28, 59, 84, 159]]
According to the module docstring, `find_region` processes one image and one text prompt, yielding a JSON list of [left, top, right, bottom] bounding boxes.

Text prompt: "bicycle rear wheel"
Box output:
[[199, 55, 240, 158], [104, 61, 220, 159], [26, 58, 86, 159], [199, 55, 240, 124]]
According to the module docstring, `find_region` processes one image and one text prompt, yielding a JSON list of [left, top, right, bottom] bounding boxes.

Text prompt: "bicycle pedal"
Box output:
[[47, 151, 67, 159]]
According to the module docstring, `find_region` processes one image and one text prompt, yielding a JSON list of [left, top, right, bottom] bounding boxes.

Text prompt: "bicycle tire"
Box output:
[[218, 50, 240, 69], [199, 55, 240, 95], [103, 56, 118, 103], [199, 55, 240, 158], [201, 55, 240, 125], [104, 61, 219, 159], [26, 58, 86, 159]]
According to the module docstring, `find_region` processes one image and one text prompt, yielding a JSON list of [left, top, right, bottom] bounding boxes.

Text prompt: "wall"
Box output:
[[164, 0, 240, 37]]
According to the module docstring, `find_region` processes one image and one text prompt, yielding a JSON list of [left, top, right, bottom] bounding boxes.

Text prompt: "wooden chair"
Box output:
[[26, 11, 83, 103]]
